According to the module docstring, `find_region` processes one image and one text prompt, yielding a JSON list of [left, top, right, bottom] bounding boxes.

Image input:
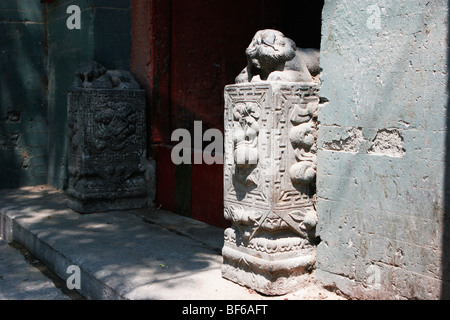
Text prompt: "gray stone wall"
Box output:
[[0, 1, 132, 190], [316, 0, 450, 299], [0, 1, 48, 188]]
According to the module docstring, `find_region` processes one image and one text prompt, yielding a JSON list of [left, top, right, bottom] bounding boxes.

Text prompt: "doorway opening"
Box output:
[[131, 0, 324, 228]]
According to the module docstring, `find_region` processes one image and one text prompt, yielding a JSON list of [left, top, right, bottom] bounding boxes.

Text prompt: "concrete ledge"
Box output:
[[0, 185, 342, 300]]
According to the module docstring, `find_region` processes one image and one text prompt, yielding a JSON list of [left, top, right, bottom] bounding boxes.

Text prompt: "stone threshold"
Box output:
[[0, 185, 342, 300]]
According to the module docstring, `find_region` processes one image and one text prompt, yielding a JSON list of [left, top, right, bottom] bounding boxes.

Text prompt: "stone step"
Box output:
[[0, 237, 74, 300], [0, 185, 342, 300]]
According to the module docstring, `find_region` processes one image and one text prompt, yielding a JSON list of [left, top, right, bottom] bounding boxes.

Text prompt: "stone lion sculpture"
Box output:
[[235, 29, 320, 83], [75, 61, 140, 89]]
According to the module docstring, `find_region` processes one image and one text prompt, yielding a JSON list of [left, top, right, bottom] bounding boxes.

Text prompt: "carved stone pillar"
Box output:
[[66, 62, 148, 213], [222, 82, 320, 295]]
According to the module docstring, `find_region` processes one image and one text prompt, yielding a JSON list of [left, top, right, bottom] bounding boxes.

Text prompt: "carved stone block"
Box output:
[[66, 88, 148, 213], [222, 82, 319, 295]]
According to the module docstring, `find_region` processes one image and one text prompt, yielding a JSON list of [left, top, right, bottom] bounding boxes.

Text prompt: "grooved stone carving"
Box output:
[[66, 62, 148, 213], [222, 50, 320, 294]]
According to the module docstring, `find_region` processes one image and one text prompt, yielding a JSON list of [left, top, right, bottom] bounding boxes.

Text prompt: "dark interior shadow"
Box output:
[[278, 0, 324, 49]]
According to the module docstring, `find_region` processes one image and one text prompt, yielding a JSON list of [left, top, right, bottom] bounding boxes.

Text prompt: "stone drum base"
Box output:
[[66, 195, 148, 214], [221, 81, 320, 295], [221, 228, 316, 295], [66, 86, 148, 214]]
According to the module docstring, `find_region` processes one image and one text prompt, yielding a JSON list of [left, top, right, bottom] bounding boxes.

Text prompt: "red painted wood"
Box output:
[[131, 0, 171, 146], [154, 145, 176, 212], [191, 153, 230, 228], [169, 0, 269, 227], [169, 0, 270, 134]]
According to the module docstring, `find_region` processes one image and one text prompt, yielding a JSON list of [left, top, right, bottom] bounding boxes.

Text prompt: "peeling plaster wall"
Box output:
[[316, 0, 449, 299]]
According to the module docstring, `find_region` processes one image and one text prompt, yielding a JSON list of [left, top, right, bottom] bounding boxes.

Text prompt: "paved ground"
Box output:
[[0, 237, 71, 300], [0, 185, 344, 300]]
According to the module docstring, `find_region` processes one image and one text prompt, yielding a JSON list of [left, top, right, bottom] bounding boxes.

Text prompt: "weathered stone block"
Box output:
[[66, 88, 148, 213], [222, 82, 320, 295]]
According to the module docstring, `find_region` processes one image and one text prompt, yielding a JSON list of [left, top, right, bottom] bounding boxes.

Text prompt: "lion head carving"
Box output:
[[245, 30, 296, 73], [235, 29, 320, 83]]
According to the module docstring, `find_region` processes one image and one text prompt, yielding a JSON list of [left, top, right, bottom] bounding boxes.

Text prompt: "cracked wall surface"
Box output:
[[316, 0, 449, 299]]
